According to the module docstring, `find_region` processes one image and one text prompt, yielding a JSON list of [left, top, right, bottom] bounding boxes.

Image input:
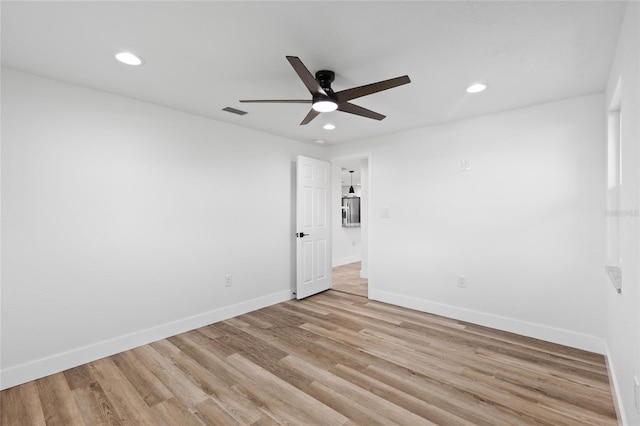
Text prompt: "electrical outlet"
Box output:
[[457, 276, 467, 288], [224, 274, 232, 287]]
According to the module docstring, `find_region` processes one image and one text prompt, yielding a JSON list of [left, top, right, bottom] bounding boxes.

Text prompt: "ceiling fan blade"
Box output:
[[300, 109, 321, 125], [286, 56, 328, 97], [337, 102, 386, 121], [336, 75, 411, 102], [239, 99, 311, 103]]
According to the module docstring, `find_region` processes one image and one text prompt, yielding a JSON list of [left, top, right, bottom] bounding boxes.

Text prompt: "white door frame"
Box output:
[[330, 152, 372, 289]]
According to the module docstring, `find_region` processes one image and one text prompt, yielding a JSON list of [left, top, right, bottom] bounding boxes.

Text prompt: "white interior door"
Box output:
[[296, 155, 332, 299]]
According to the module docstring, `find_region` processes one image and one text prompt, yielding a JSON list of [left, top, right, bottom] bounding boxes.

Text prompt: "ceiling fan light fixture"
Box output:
[[466, 83, 487, 93], [312, 100, 338, 113], [349, 170, 355, 194], [115, 51, 143, 66]]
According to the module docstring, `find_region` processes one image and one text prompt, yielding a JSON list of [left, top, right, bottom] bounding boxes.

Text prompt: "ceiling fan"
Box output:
[[240, 56, 411, 125]]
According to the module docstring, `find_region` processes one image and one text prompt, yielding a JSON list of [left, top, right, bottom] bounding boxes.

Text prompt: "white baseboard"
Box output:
[[0, 289, 293, 391], [332, 256, 361, 267], [604, 344, 629, 426], [369, 289, 604, 354]]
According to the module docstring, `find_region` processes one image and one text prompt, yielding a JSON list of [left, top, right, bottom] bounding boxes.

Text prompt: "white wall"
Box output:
[[330, 94, 606, 353], [604, 2, 640, 424], [0, 69, 325, 389]]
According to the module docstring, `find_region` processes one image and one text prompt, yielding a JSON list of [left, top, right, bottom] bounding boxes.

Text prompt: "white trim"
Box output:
[[0, 289, 292, 390], [330, 152, 372, 164], [369, 289, 605, 354], [604, 343, 629, 426], [332, 256, 362, 267]]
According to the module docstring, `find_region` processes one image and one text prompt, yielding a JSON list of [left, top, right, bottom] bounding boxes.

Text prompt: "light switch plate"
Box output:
[[457, 276, 467, 288]]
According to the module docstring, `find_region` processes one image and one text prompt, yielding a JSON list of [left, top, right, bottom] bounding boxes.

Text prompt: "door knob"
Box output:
[[296, 232, 309, 238]]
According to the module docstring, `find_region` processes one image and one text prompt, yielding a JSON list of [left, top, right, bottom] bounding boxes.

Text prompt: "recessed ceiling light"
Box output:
[[466, 83, 487, 93], [115, 52, 144, 66], [314, 139, 326, 145], [323, 123, 336, 130]]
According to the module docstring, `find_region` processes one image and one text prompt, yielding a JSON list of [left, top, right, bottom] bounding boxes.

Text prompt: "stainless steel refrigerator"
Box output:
[[342, 197, 361, 227]]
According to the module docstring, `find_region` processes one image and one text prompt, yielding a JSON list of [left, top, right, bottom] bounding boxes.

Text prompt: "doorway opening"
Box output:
[[331, 154, 370, 297]]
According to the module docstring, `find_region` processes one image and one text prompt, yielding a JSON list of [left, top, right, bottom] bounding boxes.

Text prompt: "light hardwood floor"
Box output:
[[332, 261, 368, 297], [1, 291, 617, 425]]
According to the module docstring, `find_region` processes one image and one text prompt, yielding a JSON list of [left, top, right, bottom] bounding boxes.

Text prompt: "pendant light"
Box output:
[[349, 170, 355, 194]]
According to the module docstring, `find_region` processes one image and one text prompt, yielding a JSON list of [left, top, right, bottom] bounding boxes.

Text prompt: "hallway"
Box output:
[[332, 262, 368, 297]]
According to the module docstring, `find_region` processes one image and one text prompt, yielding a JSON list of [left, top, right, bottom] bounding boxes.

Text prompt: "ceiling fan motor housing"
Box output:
[[315, 70, 335, 88], [315, 70, 336, 98]]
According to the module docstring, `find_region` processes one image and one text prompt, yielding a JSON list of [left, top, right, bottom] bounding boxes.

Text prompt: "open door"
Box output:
[[295, 155, 332, 299]]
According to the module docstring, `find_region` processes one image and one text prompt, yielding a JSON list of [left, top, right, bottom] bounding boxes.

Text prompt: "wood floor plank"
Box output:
[[461, 368, 616, 426], [308, 380, 402, 425], [165, 336, 272, 424], [138, 341, 210, 408], [66, 364, 122, 425], [357, 320, 612, 411], [475, 346, 610, 389], [237, 310, 276, 329], [278, 302, 345, 331], [364, 299, 467, 330], [0, 381, 47, 426], [284, 298, 332, 316], [317, 298, 405, 325], [194, 398, 249, 425], [71, 385, 123, 426], [473, 348, 615, 407], [88, 358, 159, 425], [226, 353, 350, 425], [150, 397, 205, 426], [63, 365, 95, 391], [331, 363, 477, 426], [399, 318, 610, 381], [212, 321, 289, 362], [35, 373, 85, 426], [0, 290, 618, 425], [282, 354, 434, 425], [463, 322, 607, 366], [111, 350, 174, 407], [362, 363, 545, 426]]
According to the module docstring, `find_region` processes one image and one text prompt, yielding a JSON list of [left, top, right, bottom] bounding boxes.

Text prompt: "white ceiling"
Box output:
[[1, 1, 626, 146]]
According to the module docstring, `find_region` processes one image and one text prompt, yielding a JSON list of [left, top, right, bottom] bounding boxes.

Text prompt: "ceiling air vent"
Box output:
[[222, 107, 248, 116]]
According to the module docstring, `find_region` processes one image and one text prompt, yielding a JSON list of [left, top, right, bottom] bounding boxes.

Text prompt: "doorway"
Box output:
[[331, 154, 370, 297]]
